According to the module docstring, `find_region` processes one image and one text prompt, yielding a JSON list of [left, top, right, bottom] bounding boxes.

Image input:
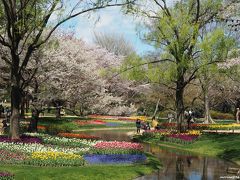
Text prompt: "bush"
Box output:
[[46, 124, 73, 135], [210, 110, 234, 120]]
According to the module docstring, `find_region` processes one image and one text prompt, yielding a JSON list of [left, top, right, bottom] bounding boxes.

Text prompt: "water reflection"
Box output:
[[83, 129, 131, 141], [84, 130, 239, 180], [137, 143, 239, 180]]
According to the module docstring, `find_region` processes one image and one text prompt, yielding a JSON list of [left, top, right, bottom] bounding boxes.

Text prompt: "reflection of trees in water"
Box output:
[[176, 156, 187, 180], [202, 157, 208, 180]]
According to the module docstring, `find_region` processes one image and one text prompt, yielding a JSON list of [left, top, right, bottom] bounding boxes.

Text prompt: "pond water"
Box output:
[[84, 129, 240, 180]]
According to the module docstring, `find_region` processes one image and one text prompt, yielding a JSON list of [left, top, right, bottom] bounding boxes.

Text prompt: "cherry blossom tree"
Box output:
[[0, 0, 135, 139], [26, 33, 137, 131]]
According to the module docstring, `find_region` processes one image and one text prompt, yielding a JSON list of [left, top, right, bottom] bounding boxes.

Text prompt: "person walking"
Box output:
[[151, 116, 158, 130], [236, 108, 240, 123]]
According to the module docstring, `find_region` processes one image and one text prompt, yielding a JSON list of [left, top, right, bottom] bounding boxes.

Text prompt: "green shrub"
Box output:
[[46, 124, 73, 135], [210, 110, 234, 120]]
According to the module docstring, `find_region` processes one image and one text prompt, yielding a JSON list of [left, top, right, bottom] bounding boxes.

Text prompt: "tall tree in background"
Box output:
[[94, 32, 135, 56], [0, 0, 135, 139], [132, 0, 236, 131]]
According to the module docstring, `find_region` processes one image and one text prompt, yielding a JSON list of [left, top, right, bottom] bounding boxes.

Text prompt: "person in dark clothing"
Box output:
[[0, 104, 3, 118], [136, 119, 141, 133]]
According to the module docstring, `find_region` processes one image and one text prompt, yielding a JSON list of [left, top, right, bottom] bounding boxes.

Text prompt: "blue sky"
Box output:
[[61, 6, 155, 56]]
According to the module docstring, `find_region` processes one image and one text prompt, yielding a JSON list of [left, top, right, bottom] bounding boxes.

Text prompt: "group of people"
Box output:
[[0, 105, 11, 122], [136, 116, 160, 133], [135, 119, 150, 133]]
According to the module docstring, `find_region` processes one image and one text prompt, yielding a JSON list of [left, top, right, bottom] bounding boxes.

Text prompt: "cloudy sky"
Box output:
[[61, 6, 154, 56], [59, 1, 179, 56]]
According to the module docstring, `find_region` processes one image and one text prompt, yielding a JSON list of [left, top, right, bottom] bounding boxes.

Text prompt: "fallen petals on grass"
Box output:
[[83, 154, 146, 164]]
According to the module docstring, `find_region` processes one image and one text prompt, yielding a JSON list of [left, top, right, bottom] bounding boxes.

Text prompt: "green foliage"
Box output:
[[120, 54, 146, 81], [210, 110, 234, 120], [46, 124, 73, 135]]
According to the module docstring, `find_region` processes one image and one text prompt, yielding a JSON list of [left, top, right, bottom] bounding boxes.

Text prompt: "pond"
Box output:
[[84, 129, 240, 180]]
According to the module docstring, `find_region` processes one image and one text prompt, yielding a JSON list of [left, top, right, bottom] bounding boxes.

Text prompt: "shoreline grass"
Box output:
[[136, 133, 240, 166]]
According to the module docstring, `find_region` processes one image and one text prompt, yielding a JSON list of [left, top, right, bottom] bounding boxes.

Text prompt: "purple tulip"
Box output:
[[0, 171, 14, 178], [0, 135, 42, 143], [167, 134, 198, 141]]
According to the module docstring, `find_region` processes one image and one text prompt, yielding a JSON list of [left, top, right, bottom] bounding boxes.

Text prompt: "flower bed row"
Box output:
[[74, 120, 129, 127], [58, 133, 100, 140], [88, 115, 148, 121], [0, 171, 15, 180], [160, 123, 240, 130], [84, 154, 146, 164], [142, 130, 201, 144], [24, 151, 85, 167], [0, 135, 42, 144], [0, 133, 146, 167]]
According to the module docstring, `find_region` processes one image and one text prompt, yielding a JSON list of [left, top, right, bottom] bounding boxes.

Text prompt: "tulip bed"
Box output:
[[88, 141, 144, 155], [0, 133, 146, 167], [142, 130, 201, 144], [58, 132, 100, 140], [161, 122, 240, 130], [88, 115, 148, 121], [0, 171, 15, 180], [24, 151, 85, 167], [74, 119, 135, 128], [84, 154, 147, 164]]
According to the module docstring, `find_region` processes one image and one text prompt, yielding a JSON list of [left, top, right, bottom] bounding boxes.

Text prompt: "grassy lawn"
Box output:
[[0, 154, 161, 180], [137, 134, 240, 165]]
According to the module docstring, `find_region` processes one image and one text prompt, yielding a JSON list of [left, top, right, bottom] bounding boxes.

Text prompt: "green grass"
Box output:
[[137, 134, 240, 165], [0, 154, 161, 180]]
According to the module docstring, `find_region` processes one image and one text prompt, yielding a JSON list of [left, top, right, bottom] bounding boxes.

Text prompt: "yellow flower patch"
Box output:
[[31, 151, 82, 160]]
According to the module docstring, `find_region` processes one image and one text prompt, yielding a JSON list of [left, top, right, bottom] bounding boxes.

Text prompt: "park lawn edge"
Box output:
[[0, 153, 161, 180]]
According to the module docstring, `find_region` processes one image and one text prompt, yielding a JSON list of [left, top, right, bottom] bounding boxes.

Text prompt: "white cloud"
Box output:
[[95, 14, 114, 28]]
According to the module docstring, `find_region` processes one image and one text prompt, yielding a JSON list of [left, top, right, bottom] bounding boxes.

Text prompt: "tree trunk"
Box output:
[[10, 84, 21, 139], [25, 97, 29, 113], [153, 98, 160, 118], [56, 106, 61, 119], [10, 56, 21, 139], [203, 91, 215, 124], [176, 82, 184, 132], [28, 109, 40, 132], [20, 97, 25, 119], [202, 84, 215, 124]]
